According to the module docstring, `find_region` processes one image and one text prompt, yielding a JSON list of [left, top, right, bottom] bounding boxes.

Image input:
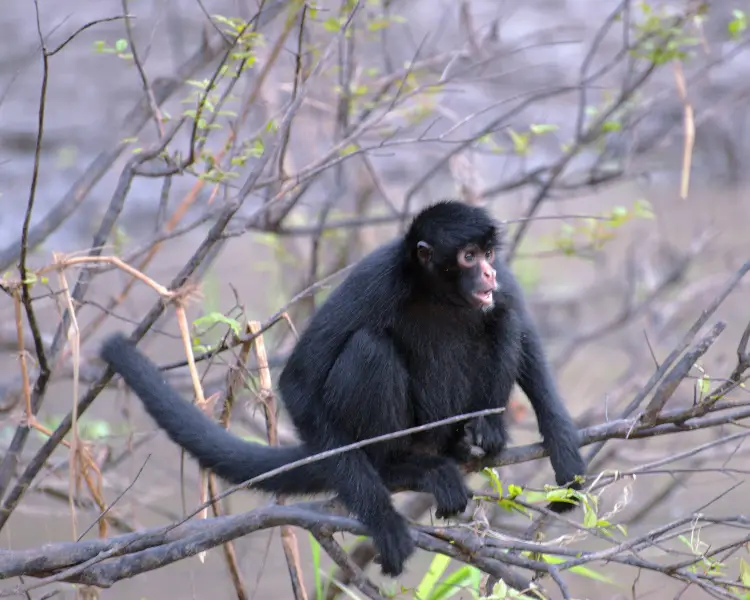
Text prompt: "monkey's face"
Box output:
[[454, 243, 498, 310], [415, 239, 499, 311]]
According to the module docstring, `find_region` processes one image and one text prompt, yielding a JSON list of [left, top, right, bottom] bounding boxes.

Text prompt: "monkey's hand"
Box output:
[[462, 416, 507, 460], [546, 480, 582, 513], [431, 461, 472, 519], [545, 431, 586, 513], [371, 511, 416, 577]]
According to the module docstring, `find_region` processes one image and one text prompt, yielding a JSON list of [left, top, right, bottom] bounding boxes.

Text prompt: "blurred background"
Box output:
[[1, 1, 750, 598]]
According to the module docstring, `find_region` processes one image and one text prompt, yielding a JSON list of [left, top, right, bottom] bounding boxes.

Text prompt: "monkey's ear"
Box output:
[[416, 241, 433, 265]]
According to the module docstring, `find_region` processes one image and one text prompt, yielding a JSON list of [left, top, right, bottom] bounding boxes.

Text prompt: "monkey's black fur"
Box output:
[[99, 200, 585, 577]]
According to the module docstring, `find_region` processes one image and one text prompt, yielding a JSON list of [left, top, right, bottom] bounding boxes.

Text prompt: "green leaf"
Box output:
[[339, 143, 359, 157], [307, 533, 323, 599], [633, 198, 655, 219], [583, 507, 598, 528], [542, 555, 615, 584], [529, 123, 558, 135], [507, 128, 530, 155], [323, 17, 341, 32], [114, 39, 129, 53], [507, 484, 523, 499], [482, 467, 503, 496], [740, 558, 750, 587], [491, 578, 508, 599], [415, 553, 452, 599], [729, 9, 747, 40], [367, 18, 392, 31], [428, 565, 481, 600], [249, 138, 265, 157], [83, 420, 112, 440], [192, 312, 242, 337], [601, 120, 622, 132], [697, 375, 711, 396]]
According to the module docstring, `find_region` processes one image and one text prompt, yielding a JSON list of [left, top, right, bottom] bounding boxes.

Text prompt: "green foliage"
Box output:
[[553, 199, 654, 256], [630, 2, 703, 64], [505, 124, 559, 156], [728, 9, 748, 40], [308, 532, 325, 599], [415, 554, 483, 599], [191, 304, 242, 354], [481, 579, 539, 599], [672, 532, 750, 597], [20, 414, 130, 443], [92, 39, 133, 60], [306, 533, 373, 600]]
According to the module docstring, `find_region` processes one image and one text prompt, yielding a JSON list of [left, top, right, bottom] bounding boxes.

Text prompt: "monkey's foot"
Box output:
[[371, 511, 415, 577], [432, 464, 471, 519]]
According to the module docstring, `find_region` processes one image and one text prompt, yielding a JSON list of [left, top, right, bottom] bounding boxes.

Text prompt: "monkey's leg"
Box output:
[[383, 454, 471, 519]]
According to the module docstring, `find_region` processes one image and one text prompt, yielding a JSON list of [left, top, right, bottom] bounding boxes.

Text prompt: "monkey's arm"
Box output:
[[516, 316, 586, 495], [99, 333, 329, 495]]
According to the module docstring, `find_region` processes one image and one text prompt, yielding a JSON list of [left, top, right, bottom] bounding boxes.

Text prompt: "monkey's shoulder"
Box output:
[[318, 242, 406, 316]]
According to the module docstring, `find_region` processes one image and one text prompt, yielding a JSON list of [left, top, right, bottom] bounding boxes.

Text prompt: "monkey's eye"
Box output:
[[485, 248, 494, 260], [463, 251, 475, 263]]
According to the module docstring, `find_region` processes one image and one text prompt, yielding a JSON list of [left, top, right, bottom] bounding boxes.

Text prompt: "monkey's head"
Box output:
[[406, 201, 503, 311]]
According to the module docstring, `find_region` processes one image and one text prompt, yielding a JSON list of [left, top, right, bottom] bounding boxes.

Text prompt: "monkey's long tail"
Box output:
[[100, 333, 330, 496]]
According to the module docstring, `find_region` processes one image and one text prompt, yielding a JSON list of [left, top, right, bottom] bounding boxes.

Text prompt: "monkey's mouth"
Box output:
[[472, 289, 495, 306]]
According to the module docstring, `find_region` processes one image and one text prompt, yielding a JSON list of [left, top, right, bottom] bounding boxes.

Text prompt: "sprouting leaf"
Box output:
[[249, 138, 265, 157], [507, 128, 530, 155], [192, 312, 243, 337], [323, 17, 341, 32], [740, 558, 750, 586], [507, 484, 523, 499], [633, 198, 655, 219], [601, 120, 622, 133], [697, 375, 711, 397], [529, 123, 558, 135], [542, 555, 616, 584], [428, 565, 481, 600], [339, 143, 359, 157], [729, 9, 747, 40]]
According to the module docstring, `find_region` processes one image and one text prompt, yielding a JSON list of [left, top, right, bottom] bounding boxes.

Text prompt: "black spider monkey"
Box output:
[[99, 200, 585, 577]]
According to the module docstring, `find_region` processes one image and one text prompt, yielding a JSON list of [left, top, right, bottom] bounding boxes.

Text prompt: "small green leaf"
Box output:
[[367, 18, 391, 31], [740, 558, 750, 586], [697, 375, 711, 396], [249, 138, 265, 157], [84, 420, 112, 440], [543, 555, 615, 584], [583, 507, 598, 528], [339, 143, 359, 157], [428, 565, 481, 600], [491, 579, 508, 599], [729, 9, 747, 40], [633, 198, 655, 219], [529, 123, 558, 135], [507, 128, 530, 155], [601, 120, 622, 132], [192, 312, 243, 337], [114, 39, 129, 53], [507, 484, 523, 498], [323, 17, 341, 32]]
